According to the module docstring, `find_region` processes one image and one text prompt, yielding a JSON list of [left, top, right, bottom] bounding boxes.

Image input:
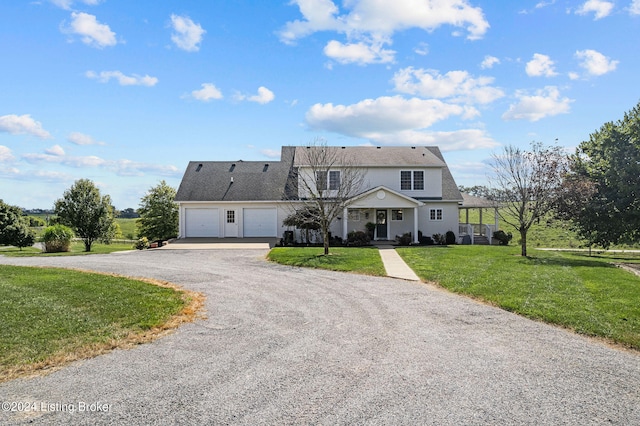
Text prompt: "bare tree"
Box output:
[[290, 139, 366, 255], [490, 142, 568, 256]]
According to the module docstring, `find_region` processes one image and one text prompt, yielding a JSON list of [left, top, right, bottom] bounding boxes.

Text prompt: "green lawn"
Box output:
[[267, 247, 386, 276], [0, 241, 135, 257], [0, 265, 195, 382], [397, 245, 640, 350]]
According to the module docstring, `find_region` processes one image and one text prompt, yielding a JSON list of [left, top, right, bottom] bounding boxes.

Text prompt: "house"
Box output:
[[174, 145, 463, 243]]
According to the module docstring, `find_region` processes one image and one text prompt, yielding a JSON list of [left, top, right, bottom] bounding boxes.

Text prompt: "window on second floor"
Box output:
[[400, 170, 425, 191], [329, 170, 341, 190], [315, 171, 327, 191]]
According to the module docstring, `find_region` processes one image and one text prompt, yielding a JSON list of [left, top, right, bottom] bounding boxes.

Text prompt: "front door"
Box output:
[[376, 209, 387, 239], [224, 209, 238, 237]]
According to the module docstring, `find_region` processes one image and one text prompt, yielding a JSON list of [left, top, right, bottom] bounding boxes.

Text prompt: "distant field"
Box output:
[[116, 218, 138, 240]]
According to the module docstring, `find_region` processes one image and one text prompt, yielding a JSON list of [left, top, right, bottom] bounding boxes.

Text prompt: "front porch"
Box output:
[[341, 186, 423, 244], [458, 193, 500, 245]]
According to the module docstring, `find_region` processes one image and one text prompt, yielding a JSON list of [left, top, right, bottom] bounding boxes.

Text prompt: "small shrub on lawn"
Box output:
[[493, 230, 513, 246], [346, 231, 370, 246], [41, 224, 74, 253], [135, 237, 150, 250]]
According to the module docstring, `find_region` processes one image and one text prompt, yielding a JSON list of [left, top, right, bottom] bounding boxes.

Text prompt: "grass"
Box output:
[[396, 245, 640, 350], [0, 265, 204, 382], [0, 241, 135, 257], [116, 218, 138, 240], [267, 246, 386, 276]]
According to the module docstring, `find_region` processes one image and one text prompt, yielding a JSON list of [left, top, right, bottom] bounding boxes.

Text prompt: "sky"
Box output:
[[1, 0, 639, 210]]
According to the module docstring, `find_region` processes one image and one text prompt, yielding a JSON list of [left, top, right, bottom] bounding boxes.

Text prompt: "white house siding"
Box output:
[[364, 167, 442, 198], [179, 202, 290, 239], [417, 203, 459, 239]]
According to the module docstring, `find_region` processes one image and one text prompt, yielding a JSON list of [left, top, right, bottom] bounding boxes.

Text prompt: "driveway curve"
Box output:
[[1, 249, 639, 425]]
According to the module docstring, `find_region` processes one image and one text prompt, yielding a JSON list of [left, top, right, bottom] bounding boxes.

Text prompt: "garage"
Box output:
[[243, 208, 277, 237], [185, 208, 219, 237]]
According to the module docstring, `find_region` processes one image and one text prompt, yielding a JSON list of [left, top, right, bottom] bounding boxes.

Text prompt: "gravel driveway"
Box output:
[[1, 249, 639, 425]]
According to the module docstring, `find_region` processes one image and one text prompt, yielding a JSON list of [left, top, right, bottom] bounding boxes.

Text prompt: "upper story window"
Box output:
[[316, 171, 327, 191], [316, 170, 340, 191], [400, 170, 424, 191], [329, 170, 341, 190]]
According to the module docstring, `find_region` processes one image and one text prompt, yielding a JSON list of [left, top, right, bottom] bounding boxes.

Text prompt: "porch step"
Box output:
[[473, 235, 490, 245]]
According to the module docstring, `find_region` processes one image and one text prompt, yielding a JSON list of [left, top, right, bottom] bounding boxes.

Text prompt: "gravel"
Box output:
[[1, 249, 639, 425]]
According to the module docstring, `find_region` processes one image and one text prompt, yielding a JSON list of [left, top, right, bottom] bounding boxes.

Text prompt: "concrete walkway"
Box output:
[[377, 245, 421, 281]]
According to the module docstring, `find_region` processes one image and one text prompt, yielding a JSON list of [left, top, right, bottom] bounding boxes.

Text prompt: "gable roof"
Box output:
[[292, 146, 446, 167], [175, 145, 462, 203], [174, 147, 295, 202]]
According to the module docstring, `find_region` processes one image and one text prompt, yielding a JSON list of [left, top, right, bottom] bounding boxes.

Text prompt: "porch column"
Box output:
[[479, 208, 483, 235], [343, 206, 348, 240], [413, 207, 419, 243]]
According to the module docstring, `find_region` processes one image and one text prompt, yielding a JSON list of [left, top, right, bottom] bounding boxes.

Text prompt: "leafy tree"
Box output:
[[118, 207, 140, 219], [137, 180, 178, 241], [54, 179, 117, 252], [490, 142, 568, 256], [289, 139, 365, 255], [0, 200, 35, 250], [564, 101, 640, 247], [283, 205, 322, 244]]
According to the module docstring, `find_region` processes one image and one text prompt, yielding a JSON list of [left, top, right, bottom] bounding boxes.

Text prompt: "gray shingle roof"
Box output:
[[174, 147, 295, 202], [293, 146, 446, 167], [175, 145, 462, 202]]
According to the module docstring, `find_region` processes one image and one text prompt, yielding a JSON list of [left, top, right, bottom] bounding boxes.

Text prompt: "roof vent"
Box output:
[[411, 147, 416, 149], [196, 164, 203, 172], [376, 146, 381, 149], [229, 164, 236, 172], [341, 146, 345, 149], [263, 164, 269, 172]]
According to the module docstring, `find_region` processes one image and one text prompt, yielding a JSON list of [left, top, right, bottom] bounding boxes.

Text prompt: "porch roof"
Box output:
[[347, 186, 424, 209], [459, 193, 499, 209]]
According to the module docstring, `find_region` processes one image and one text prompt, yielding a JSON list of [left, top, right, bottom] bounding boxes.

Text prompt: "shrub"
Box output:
[[42, 224, 74, 253], [134, 237, 150, 250], [396, 232, 412, 246], [493, 230, 513, 246], [445, 230, 456, 245], [432, 233, 446, 245], [346, 231, 370, 246]]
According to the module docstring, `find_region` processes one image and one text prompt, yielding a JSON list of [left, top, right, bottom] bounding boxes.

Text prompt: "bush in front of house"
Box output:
[[346, 231, 370, 246], [432, 233, 446, 245], [445, 230, 456, 245], [396, 232, 412, 246], [134, 236, 150, 250], [493, 230, 513, 246], [42, 224, 74, 252]]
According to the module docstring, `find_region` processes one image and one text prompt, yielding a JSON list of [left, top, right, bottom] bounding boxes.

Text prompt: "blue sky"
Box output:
[[1, 0, 639, 209]]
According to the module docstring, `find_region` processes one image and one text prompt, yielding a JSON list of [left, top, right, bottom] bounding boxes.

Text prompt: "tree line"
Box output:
[[0, 180, 178, 252]]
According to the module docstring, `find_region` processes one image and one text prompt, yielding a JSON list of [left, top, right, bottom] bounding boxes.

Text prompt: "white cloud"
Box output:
[[631, 0, 640, 15], [369, 129, 499, 150], [0, 145, 14, 162], [260, 149, 281, 158], [236, 86, 275, 104], [63, 12, 117, 48], [190, 83, 223, 101], [525, 53, 558, 77], [324, 39, 395, 65], [575, 49, 619, 76], [0, 114, 52, 139], [22, 149, 180, 177], [392, 67, 504, 104], [414, 42, 429, 56], [45, 145, 65, 156], [279, 0, 489, 64], [576, 0, 614, 19], [170, 14, 205, 52], [68, 131, 105, 145], [305, 95, 478, 141], [50, 0, 102, 10], [86, 70, 158, 86], [480, 55, 500, 69], [502, 86, 573, 122]]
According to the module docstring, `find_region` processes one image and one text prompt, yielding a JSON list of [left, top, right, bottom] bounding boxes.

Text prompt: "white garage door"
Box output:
[[185, 208, 219, 237], [243, 208, 277, 237]]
